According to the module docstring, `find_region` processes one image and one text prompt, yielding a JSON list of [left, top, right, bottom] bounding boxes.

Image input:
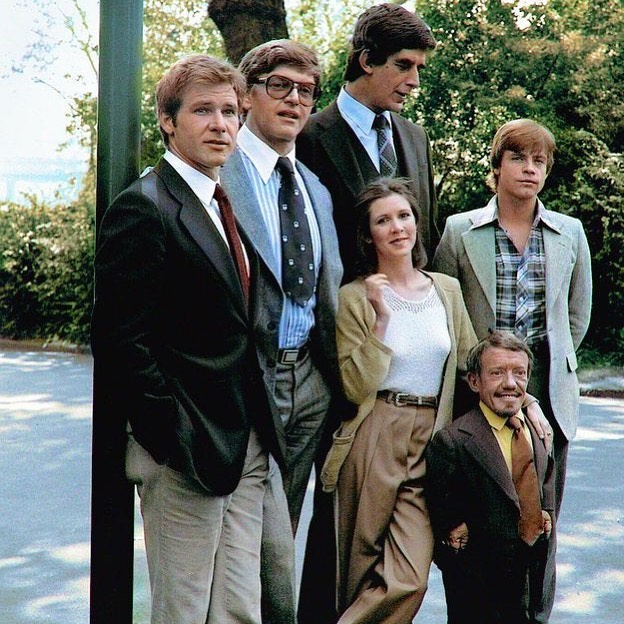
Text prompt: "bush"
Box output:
[[542, 129, 624, 356], [0, 192, 94, 346]]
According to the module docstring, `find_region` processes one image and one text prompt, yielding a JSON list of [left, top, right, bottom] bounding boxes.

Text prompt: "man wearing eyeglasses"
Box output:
[[220, 39, 349, 624]]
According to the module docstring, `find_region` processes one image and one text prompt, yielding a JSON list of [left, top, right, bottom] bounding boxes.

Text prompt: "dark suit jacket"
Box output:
[[426, 406, 555, 549], [91, 159, 285, 496], [297, 101, 438, 281]]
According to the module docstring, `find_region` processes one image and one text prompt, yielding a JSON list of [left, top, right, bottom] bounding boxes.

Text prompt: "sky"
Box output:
[[0, 0, 99, 169]]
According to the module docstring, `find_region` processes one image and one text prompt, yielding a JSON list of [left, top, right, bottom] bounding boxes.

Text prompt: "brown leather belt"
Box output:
[[377, 390, 438, 409]]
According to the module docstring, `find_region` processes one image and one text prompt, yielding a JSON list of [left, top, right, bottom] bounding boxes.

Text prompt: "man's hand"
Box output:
[[526, 400, 554, 453], [542, 510, 553, 537], [444, 522, 469, 553]]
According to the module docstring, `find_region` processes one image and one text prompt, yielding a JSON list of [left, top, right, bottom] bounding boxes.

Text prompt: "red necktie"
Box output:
[[213, 184, 249, 303], [506, 415, 544, 545]]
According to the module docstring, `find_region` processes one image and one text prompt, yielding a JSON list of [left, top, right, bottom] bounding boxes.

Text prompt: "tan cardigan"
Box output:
[[320, 271, 477, 492]]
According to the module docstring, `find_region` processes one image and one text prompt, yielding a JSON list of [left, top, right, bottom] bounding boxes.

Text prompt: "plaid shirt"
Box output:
[[493, 203, 548, 347]]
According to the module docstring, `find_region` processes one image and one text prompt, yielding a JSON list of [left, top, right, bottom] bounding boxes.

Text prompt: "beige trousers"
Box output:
[[126, 429, 269, 624], [335, 399, 435, 624]]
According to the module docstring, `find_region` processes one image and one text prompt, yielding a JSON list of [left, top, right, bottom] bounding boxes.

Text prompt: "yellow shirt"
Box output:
[[480, 401, 534, 474]]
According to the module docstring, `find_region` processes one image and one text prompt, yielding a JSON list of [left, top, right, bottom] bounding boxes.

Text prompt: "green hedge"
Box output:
[[0, 191, 94, 346]]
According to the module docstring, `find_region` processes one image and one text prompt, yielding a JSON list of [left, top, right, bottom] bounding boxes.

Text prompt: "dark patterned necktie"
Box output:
[[506, 415, 544, 545], [275, 157, 315, 306], [213, 184, 249, 303], [373, 114, 397, 177]]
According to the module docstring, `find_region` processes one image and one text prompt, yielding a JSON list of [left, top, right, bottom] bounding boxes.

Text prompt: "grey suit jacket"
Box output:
[[433, 197, 592, 440], [298, 101, 438, 281], [427, 406, 555, 543], [220, 148, 344, 396]]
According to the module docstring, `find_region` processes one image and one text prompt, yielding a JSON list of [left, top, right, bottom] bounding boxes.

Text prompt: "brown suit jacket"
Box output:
[[426, 406, 555, 546]]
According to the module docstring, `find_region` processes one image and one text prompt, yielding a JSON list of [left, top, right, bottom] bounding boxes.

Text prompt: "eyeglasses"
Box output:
[[253, 75, 320, 107]]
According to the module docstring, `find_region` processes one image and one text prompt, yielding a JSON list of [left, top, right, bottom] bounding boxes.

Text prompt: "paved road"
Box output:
[[0, 349, 622, 623]]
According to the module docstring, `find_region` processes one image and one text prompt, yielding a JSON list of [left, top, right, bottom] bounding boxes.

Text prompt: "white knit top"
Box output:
[[380, 285, 451, 396]]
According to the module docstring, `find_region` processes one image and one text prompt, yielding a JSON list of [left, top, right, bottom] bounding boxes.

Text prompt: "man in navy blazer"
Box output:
[[427, 331, 555, 623], [91, 55, 286, 623], [296, 5, 439, 621], [220, 40, 347, 624]]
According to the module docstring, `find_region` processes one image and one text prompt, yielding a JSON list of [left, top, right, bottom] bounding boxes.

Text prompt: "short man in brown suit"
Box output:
[[427, 331, 555, 624]]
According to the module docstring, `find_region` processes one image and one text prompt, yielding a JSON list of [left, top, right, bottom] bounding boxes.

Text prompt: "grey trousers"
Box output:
[[126, 429, 270, 624], [261, 350, 330, 624]]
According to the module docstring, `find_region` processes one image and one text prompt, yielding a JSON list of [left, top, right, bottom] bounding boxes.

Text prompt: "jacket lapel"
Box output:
[[317, 104, 367, 201], [155, 160, 247, 313], [462, 210, 497, 315], [460, 409, 520, 506], [543, 221, 569, 319], [391, 114, 420, 178], [221, 150, 281, 280]]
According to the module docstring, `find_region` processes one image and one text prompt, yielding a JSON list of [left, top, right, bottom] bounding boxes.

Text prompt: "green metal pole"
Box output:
[[91, 1, 143, 622]]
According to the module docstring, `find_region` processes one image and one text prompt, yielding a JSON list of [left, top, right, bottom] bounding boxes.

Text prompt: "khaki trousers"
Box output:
[[336, 399, 435, 624], [126, 429, 269, 624]]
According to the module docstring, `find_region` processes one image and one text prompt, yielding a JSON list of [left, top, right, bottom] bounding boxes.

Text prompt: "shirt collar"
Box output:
[[470, 195, 561, 234], [163, 149, 218, 203], [480, 400, 525, 431], [237, 123, 297, 184], [337, 86, 392, 135]]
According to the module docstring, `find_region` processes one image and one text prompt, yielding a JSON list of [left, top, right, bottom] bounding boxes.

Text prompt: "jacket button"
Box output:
[[267, 321, 277, 331]]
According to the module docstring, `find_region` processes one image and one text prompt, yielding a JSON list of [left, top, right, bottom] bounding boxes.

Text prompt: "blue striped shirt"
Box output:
[[237, 124, 321, 348]]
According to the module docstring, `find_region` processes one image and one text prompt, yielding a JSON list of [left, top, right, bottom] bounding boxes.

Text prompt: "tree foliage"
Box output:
[[0, 193, 94, 344], [401, 0, 624, 349]]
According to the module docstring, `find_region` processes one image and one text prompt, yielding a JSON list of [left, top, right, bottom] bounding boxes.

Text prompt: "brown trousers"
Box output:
[[335, 399, 435, 624]]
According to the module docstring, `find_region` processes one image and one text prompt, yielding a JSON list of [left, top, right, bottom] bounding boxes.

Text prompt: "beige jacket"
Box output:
[[433, 198, 592, 440], [320, 271, 477, 492]]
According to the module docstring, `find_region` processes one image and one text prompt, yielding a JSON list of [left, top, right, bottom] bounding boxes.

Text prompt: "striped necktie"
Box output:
[[373, 114, 397, 177]]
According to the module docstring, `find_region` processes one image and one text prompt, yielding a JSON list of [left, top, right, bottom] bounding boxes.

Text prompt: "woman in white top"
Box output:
[[322, 178, 477, 623]]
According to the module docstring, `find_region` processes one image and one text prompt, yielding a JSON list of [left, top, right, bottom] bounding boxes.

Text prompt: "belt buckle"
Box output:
[[280, 349, 299, 365], [392, 392, 410, 407]]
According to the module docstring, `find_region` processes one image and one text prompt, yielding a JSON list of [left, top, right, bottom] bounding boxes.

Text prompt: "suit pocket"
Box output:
[[130, 394, 177, 465], [320, 428, 356, 493], [566, 351, 578, 372]]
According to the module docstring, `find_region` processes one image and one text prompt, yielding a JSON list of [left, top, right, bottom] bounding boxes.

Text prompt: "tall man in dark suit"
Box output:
[[297, 2, 439, 281], [296, 5, 439, 621], [220, 39, 346, 624], [427, 331, 555, 624], [91, 55, 287, 624]]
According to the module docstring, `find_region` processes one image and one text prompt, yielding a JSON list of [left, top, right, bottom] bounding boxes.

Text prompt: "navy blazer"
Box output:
[[91, 159, 285, 495]]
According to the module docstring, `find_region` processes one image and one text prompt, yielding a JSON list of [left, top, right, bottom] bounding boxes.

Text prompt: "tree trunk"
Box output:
[[208, 0, 289, 64]]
